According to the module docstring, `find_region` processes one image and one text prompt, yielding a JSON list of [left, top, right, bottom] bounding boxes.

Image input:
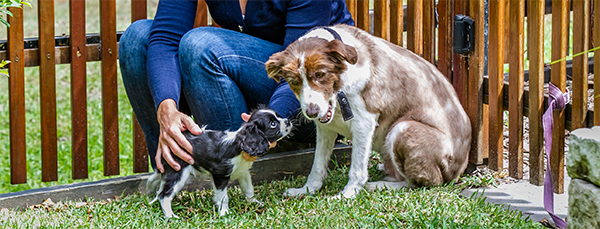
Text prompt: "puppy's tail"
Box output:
[[146, 171, 161, 195]]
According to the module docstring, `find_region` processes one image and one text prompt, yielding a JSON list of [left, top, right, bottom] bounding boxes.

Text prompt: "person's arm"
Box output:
[[148, 0, 202, 172]]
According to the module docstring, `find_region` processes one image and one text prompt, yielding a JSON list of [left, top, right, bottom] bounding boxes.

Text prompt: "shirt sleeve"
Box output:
[[147, 0, 198, 110]]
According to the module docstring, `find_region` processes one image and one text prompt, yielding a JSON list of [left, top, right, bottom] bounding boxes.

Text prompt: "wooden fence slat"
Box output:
[[194, 0, 208, 28], [571, 0, 589, 130], [39, 0, 58, 182], [131, 0, 147, 22], [423, 0, 435, 63], [452, 1, 467, 107], [467, 0, 485, 165], [550, 0, 569, 194], [70, 0, 88, 180], [374, 0, 390, 41], [346, 0, 357, 20], [488, 0, 506, 171], [407, 0, 423, 55], [8, 7, 26, 184], [508, 0, 524, 179], [596, 0, 600, 126], [527, 0, 546, 186], [389, 0, 403, 46], [101, 0, 120, 176], [356, 0, 369, 32], [132, 0, 149, 173], [0, 43, 104, 67], [437, 0, 453, 80]]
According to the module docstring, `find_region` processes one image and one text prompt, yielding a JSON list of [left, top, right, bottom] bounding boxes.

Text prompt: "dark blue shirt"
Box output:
[[147, 0, 354, 112]]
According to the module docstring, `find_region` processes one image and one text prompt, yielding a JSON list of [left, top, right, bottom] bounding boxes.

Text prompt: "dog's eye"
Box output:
[[270, 121, 277, 128], [315, 72, 325, 79]]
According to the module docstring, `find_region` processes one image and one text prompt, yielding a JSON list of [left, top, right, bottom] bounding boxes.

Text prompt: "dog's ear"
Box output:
[[327, 39, 358, 65], [265, 51, 288, 82], [239, 125, 270, 157]]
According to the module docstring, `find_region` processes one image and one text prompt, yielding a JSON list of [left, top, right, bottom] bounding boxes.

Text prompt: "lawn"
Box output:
[[0, 165, 543, 228]]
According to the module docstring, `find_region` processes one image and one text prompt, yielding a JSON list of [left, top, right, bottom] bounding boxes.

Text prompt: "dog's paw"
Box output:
[[218, 206, 230, 216], [283, 187, 311, 197], [365, 180, 409, 191], [248, 197, 264, 206]]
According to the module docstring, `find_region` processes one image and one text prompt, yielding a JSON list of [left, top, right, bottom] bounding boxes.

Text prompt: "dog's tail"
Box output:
[[146, 171, 161, 196]]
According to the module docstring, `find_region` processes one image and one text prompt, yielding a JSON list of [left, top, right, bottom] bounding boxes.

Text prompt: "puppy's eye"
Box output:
[[315, 72, 325, 79], [270, 121, 277, 128]]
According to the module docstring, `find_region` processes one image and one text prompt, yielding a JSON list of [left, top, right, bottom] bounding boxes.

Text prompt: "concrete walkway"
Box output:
[[461, 174, 570, 225]]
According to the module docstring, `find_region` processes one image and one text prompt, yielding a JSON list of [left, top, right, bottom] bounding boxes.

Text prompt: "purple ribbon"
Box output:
[[542, 83, 569, 228]]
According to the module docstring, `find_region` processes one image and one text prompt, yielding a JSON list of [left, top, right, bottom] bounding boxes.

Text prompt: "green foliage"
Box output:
[[0, 60, 9, 77], [0, 0, 31, 28]]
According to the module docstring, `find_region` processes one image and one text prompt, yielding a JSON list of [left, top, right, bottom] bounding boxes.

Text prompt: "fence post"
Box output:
[[100, 0, 120, 176], [571, 0, 589, 130], [467, 0, 485, 166], [488, 0, 506, 172], [8, 7, 26, 184], [131, 0, 149, 174], [550, 0, 569, 194], [390, 0, 403, 46], [508, 0, 525, 179], [437, 0, 453, 81], [70, 0, 89, 179], [374, 0, 390, 41], [39, 0, 58, 182], [527, 0, 546, 186], [356, 0, 369, 32], [407, 0, 423, 56]]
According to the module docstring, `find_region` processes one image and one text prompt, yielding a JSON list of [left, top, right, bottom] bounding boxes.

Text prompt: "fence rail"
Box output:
[[1, 0, 598, 195]]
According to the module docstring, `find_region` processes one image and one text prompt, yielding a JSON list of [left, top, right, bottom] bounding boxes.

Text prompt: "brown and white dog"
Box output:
[[266, 24, 471, 198]]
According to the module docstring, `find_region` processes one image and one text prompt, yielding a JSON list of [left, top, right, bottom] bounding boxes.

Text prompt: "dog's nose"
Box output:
[[306, 103, 320, 118], [284, 119, 290, 126]]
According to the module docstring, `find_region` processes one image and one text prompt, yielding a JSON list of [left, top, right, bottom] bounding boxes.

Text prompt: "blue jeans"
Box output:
[[119, 20, 315, 169]]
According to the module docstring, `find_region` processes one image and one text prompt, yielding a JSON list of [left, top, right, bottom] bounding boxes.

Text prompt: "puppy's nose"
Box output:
[[306, 103, 320, 118], [284, 119, 290, 126]]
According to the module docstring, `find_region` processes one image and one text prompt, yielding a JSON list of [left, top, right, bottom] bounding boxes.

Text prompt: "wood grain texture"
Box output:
[[487, 0, 505, 171], [356, 0, 369, 32], [550, 0, 569, 194], [70, 0, 88, 180], [389, 0, 403, 46], [131, 0, 149, 173], [8, 7, 26, 184], [467, 0, 484, 165], [596, 0, 600, 126], [100, 0, 120, 176], [527, 0, 545, 186], [422, 0, 435, 63], [452, 1, 467, 108], [407, 0, 423, 55], [437, 0, 453, 80], [571, 0, 589, 130], [39, 0, 58, 182], [373, 0, 390, 41], [345, 0, 357, 20], [131, 0, 147, 22], [508, 0, 524, 179]]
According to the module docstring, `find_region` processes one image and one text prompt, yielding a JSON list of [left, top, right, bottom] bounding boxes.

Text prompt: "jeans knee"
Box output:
[[119, 19, 152, 57], [178, 27, 224, 66]]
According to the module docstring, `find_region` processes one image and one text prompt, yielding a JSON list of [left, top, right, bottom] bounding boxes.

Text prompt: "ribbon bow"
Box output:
[[542, 83, 569, 228]]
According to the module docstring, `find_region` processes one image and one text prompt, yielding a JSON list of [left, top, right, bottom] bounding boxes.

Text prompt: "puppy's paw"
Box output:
[[283, 187, 311, 197]]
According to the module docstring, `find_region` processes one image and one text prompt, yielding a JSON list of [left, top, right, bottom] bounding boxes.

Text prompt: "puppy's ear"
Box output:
[[265, 51, 287, 82], [239, 125, 270, 157], [327, 39, 358, 65]]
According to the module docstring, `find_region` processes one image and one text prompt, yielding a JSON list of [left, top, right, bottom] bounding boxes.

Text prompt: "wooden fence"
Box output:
[[1, 0, 598, 195]]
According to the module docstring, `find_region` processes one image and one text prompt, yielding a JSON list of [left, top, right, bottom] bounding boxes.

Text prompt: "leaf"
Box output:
[[0, 18, 9, 28]]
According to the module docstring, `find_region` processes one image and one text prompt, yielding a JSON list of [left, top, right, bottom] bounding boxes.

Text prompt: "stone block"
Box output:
[[567, 126, 600, 186], [568, 179, 600, 229]]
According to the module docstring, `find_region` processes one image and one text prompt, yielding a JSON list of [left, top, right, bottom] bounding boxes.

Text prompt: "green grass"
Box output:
[[0, 165, 542, 228]]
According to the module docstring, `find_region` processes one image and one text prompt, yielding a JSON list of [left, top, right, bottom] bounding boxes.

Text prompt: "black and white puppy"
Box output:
[[147, 107, 292, 218]]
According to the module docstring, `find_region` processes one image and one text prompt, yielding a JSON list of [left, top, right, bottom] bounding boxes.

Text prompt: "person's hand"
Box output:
[[155, 99, 202, 173], [241, 113, 278, 149]]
